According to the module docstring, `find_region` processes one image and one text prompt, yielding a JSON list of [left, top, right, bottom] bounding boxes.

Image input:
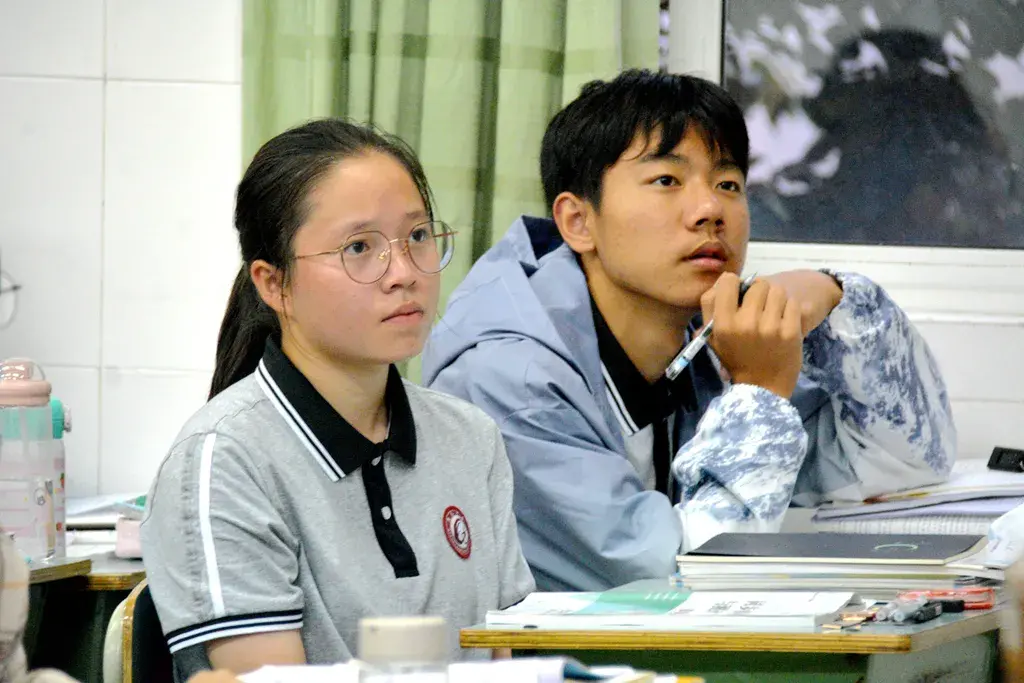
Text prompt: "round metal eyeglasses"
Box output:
[[295, 220, 456, 284]]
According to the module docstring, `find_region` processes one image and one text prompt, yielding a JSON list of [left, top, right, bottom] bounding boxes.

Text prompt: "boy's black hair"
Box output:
[[540, 69, 749, 211]]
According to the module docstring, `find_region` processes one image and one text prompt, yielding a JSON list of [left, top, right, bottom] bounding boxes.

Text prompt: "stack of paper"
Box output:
[[238, 659, 694, 683], [812, 460, 1024, 535], [676, 532, 1003, 600], [65, 492, 147, 558], [66, 492, 146, 529], [485, 588, 855, 631], [240, 664, 361, 683]]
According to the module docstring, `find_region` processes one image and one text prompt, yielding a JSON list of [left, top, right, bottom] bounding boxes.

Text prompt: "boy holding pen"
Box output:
[[423, 69, 956, 592]]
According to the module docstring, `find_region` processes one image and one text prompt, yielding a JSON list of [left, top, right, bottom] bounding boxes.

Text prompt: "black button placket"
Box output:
[[361, 445, 419, 578]]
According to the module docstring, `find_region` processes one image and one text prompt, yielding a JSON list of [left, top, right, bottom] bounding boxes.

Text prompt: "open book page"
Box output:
[[818, 460, 1024, 518]]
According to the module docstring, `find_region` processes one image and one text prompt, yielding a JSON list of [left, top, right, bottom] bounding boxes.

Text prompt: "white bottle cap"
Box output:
[[358, 615, 448, 666]]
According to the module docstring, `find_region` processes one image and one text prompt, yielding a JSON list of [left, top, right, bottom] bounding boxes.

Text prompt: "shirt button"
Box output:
[[371, 456, 382, 467], [381, 506, 392, 520]]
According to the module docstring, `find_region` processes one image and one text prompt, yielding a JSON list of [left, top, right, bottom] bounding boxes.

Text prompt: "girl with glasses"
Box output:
[[140, 120, 534, 681]]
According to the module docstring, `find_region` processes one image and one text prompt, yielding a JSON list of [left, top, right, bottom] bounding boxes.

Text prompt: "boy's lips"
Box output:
[[684, 242, 729, 273], [685, 242, 728, 261]]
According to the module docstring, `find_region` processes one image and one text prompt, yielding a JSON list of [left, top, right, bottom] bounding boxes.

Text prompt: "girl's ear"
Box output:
[[250, 260, 285, 315]]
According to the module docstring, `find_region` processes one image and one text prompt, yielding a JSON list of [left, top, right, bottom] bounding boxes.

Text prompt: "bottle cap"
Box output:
[[358, 615, 448, 666], [0, 359, 50, 406]]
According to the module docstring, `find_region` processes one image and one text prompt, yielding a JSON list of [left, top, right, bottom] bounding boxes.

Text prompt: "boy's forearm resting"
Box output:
[[801, 272, 955, 498], [673, 383, 809, 552]]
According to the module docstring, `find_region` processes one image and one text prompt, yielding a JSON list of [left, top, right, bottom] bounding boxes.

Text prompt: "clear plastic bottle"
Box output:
[[357, 616, 449, 682], [0, 359, 57, 561], [49, 397, 70, 557]]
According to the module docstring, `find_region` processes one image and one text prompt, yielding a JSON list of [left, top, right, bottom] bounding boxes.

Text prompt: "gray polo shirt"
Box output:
[[141, 341, 535, 681]]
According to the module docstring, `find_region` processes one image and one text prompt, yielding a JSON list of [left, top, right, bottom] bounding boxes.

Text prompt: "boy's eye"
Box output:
[[652, 175, 679, 187], [719, 180, 743, 192]]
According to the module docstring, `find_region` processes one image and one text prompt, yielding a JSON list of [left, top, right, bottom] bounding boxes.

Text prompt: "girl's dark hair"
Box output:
[[209, 119, 435, 399]]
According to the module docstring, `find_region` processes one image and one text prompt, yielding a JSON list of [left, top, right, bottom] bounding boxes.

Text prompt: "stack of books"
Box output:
[[811, 460, 1024, 536], [675, 532, 1005, 600], [484, 581, 856, 631]]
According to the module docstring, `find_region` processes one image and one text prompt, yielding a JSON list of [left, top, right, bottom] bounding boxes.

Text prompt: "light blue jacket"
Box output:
[[423, 216, 955, 591]]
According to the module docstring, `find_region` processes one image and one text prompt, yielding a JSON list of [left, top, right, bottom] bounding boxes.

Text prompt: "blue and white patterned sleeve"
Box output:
[[799, 271, 955, 501], [672, 384, 809, 552]]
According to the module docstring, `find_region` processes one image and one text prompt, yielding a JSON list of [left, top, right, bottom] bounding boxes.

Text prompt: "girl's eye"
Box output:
[[719, 180, 743, 192], [652, 175, 679, 187], [409, 227, 430, 243], [343, 240, 371, 257]]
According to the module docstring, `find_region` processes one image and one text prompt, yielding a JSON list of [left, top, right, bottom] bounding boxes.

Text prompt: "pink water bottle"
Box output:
[[0, 359, 67, 560]]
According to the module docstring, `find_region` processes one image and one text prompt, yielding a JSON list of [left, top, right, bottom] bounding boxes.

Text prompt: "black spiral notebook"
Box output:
[[682, 532, 986, 566]]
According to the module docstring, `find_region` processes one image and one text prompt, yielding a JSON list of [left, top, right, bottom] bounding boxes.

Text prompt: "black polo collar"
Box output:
[[255, 339, 416, 481], [591, 297, 698, 435]]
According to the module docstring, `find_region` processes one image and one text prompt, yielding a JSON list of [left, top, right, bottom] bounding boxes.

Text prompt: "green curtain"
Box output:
[[243, 0, 659, 378]]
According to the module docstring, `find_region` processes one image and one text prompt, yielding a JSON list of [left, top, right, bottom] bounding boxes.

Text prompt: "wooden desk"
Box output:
[[85, 552, 145, 591], [463, 582, 1002, 683], [28, 553, 145, 682], [25, 557, 94, 669], [28, 556, 92, 585], [462, 609, 1001, 655]]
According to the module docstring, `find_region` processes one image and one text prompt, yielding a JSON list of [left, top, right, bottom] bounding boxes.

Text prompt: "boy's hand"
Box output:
[[762, 270, 843, 336], [701, 273, 803, 399]]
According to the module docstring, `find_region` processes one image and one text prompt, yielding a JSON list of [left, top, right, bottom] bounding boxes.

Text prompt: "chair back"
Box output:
[[122, 580, 173, 683]]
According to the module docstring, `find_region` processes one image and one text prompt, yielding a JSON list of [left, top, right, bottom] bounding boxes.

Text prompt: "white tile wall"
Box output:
[[103, 81, 240, 371], [47, 366, 101, 496], [105, 0, 242, 83], [0, 1, 104, 78], [0, 1, 242, 495], [99, 368, 210, 493], [0, 77, 104, 367], [918, 321, 1024, 461], [916, 322, 1024, 403], [950, 400, 1024, 461]]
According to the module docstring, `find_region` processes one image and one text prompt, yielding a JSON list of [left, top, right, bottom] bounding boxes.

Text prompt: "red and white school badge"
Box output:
[[442, 506, 471, 559]]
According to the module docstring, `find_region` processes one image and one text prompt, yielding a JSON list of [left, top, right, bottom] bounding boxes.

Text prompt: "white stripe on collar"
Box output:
[[256, 359, 345, 481], [601, 362, 639, 435]]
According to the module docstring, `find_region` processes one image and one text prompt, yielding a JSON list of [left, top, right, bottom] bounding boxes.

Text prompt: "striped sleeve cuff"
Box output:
[[166, 610, 303, 653]]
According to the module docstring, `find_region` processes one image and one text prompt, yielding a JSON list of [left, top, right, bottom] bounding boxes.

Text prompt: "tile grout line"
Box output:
[[97, 0, 108, 495], [0, 74, 240, 86]]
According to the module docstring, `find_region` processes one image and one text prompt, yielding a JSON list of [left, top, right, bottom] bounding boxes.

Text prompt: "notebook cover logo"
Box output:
[[443, 505, 471, 559], [874, 542, 920, 552]]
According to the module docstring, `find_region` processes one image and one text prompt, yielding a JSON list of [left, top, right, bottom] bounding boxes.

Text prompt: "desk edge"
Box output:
[[28, 559, 93, 585], [459, 629, 914, 654]]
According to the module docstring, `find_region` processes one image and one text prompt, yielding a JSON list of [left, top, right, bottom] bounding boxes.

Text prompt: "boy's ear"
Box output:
[[552, 191, 596, 255]]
